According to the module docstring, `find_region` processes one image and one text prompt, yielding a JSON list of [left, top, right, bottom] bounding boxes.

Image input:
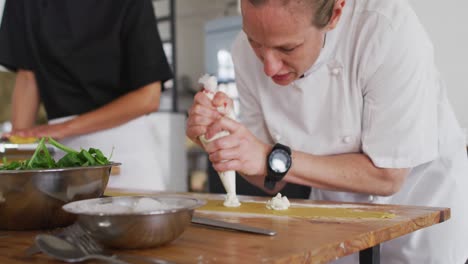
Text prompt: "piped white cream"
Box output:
[[266, 193, 290, 210], [198, 74, 240, 207]]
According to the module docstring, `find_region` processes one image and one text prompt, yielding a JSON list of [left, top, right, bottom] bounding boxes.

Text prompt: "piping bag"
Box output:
[[198, 74, 241, 207]]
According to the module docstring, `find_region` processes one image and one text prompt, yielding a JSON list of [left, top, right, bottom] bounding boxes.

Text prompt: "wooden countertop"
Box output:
[[0, 189, 450, 264]]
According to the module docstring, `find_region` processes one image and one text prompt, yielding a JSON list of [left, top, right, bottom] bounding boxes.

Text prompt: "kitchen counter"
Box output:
[[0, 189, 449, 264]]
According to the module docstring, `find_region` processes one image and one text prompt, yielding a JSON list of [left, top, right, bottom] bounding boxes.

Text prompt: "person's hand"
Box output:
[[186, 91, 225, 146], [203, 115, 272, 178], [3, 122, 71, 140]]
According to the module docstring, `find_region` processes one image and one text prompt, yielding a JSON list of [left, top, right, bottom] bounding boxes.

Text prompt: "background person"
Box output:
[[0, 0, 173, 190]]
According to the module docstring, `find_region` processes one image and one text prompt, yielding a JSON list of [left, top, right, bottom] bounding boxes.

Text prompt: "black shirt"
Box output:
[[0, 0, 173, 119]]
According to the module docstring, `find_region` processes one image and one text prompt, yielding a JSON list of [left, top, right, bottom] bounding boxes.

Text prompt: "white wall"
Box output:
[[409, 0, 468, 136], [176, 0, 237, 90], [0, 0, 6, 72]]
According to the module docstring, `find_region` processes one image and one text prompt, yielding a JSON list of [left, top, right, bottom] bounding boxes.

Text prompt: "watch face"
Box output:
[[269, 149, 291, 173]]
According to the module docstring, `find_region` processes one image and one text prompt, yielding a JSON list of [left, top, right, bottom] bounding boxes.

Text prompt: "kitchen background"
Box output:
[[0, 0, 467, 193]]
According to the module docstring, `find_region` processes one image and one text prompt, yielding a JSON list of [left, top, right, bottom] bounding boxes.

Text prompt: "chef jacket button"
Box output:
[[342, 136, 352, 143], [274, 134, 282, 142], [331, 68, 341, 76]]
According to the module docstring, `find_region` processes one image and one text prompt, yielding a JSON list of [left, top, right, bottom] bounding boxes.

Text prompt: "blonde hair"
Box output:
[[247, 0, 335, 28]]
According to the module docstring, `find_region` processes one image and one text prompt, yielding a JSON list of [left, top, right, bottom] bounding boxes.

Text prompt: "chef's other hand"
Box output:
[[203, 116, 271, 178], [186, 91, 227, 146]]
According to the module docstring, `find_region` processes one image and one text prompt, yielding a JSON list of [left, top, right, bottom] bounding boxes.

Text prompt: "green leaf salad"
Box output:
[[0, 137, 112, 170]]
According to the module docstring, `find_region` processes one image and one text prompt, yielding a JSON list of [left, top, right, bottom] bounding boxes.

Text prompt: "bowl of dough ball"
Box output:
[[62, 195, 206, 249]]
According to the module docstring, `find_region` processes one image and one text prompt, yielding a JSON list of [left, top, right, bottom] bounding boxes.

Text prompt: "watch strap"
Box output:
[[264, 176, 277, 190]]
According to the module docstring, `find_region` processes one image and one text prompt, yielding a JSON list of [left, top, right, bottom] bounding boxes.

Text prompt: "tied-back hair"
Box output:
[[246, 0, 335, 28]]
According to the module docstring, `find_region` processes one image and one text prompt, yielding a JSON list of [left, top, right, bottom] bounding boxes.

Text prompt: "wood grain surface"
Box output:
[[0, 189, 450, 264]]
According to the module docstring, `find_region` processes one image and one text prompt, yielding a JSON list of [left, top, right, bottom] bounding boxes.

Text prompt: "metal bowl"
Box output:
[[0, 163, 119, 230], [62, 195, 206, 249]]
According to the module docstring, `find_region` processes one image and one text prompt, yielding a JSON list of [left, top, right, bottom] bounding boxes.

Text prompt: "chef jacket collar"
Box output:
[[302, 30, 336, 79]]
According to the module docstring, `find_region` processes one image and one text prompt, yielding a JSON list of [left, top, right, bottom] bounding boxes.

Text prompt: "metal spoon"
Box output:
[[36, 234, 129, 264], [35, 234, 173, 264]]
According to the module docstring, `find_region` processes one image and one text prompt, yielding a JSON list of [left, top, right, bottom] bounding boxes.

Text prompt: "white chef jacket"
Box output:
[[49, 114, 169, 191], [232, 0, 468, 263]]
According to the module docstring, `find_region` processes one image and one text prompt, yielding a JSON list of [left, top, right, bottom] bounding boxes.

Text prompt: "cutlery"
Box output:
[[24, 226, 72, 257], [192, 216, 276, 236], [36, 234, 174, 264], [36, 234, 129, 264]]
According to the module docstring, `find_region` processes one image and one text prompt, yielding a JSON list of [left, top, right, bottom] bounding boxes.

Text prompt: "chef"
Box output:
[[186, 0, 468, 263], [0, 0, 173, 190]]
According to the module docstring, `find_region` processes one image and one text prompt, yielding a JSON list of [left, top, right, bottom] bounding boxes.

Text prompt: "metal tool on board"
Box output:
[[192, 216, 277, 236]]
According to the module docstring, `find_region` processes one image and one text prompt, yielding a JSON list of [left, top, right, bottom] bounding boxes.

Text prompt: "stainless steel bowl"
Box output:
[[62, 195, 206, 249], [0, 163, 119, 230]]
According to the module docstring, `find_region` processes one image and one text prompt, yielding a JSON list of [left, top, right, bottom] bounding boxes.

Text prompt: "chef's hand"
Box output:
[[203, 115, 272, 178], [4, 122, 71, 140], [186, 91, 225, 146]]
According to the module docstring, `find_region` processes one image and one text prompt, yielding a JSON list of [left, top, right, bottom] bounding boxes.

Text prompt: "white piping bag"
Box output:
[[198, 74, 240, 207]]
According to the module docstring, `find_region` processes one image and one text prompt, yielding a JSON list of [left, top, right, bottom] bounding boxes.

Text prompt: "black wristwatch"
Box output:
[[264, 143, 292, 190]]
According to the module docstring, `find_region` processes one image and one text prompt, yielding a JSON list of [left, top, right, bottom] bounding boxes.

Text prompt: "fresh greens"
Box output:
[[0, 137, 111, 170]]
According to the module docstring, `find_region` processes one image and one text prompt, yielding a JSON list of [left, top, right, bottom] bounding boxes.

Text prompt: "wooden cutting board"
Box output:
[[198, 200, 395, 219], [105, 190, 395, 219]]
